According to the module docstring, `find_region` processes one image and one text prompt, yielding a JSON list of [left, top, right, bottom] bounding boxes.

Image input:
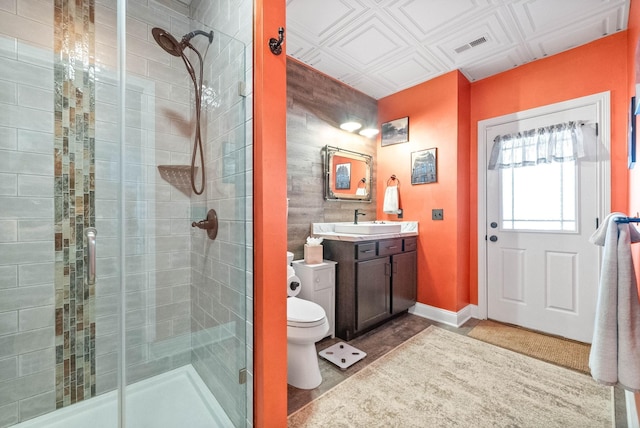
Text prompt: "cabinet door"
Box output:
[[356, 257, 390, 331], [392, 251, 417, 314]]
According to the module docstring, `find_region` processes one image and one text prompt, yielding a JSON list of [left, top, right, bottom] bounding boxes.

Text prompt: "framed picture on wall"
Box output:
[[411, 148, 437, 185], [334, 162, 351, 189], [381, 117, 409, 146]]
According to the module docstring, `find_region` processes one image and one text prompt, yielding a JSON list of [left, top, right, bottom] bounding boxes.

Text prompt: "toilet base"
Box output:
[[287, 341, 322, 389]]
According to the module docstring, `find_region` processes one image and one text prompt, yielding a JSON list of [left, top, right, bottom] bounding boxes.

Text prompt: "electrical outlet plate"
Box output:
[[432, 209, 443, 220]]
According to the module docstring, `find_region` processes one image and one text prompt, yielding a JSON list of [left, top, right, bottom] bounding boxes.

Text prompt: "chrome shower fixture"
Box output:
[[151, 27, 214, 195]]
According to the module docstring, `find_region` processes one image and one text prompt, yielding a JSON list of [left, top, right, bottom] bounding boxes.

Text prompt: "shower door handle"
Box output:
[[85, 228, 97, 285]]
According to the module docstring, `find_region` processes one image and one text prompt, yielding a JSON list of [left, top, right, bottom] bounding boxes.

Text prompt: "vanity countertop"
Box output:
[[311, 221, 418, 242]]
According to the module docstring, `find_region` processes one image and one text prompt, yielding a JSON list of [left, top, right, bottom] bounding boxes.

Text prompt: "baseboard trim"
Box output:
[[409, 303, 479, 327], [626, 390, 639, 428]]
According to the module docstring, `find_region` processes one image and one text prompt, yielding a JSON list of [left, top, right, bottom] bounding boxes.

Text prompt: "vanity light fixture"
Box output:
[[359, 128, 379, 138], [339, 121, 362, 132]]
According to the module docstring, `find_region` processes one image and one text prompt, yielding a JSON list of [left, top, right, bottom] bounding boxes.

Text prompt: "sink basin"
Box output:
[[334, 223, 402, 235]]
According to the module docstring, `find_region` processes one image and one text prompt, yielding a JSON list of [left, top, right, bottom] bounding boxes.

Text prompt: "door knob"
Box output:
[[489, 235, 498, 242]]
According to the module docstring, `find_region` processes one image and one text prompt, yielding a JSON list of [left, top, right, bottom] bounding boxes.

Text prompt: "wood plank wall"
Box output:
[[286, 60, 378, 258]]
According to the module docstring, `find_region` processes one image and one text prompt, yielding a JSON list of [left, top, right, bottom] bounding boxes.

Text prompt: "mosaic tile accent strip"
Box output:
[[53, 0, 96, 409]]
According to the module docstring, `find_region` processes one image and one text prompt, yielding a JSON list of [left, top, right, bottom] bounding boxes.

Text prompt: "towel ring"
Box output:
[[387, 175, 400, 187]]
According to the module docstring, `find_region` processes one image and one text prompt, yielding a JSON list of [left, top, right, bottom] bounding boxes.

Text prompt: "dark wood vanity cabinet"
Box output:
[[323, 237, 418, 340]]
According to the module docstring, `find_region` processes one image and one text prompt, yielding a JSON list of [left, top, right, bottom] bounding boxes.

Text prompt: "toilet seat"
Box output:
[[287, 297, 326, 328]]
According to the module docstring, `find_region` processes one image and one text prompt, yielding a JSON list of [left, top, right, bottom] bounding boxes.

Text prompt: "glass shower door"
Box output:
[[119, 3, 249, 427]]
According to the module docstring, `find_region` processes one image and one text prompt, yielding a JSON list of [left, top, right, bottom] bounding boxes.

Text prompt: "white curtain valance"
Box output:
[[488, 121, 585, 170]]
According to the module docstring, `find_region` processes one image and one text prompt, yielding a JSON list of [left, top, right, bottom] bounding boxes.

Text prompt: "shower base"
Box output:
[[14, 365, 233, 428]]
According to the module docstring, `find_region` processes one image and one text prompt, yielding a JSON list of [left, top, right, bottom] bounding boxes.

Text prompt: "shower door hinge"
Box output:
[[238, 82, 247, 98], [239, 368, 247, 385]]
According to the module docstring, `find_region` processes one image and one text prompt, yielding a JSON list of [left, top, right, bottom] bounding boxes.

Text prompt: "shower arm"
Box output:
[[182, 30, 213, 45]]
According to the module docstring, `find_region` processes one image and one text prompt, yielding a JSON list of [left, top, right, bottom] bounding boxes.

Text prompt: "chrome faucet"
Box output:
[[354, 209, 366, 224]]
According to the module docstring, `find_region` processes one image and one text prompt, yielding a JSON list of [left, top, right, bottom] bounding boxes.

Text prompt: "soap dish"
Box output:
[[319, 342, 366, 370]]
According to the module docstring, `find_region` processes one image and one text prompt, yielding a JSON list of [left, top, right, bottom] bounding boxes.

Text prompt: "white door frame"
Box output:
[[477, 91, 611, 320]]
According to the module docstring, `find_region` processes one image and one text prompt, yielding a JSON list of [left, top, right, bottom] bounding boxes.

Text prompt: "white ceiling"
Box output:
[[286, 0, 630, 99]]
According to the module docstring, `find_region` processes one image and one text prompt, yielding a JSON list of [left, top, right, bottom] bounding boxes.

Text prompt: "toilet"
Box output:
[[286, 251, 329, 389]]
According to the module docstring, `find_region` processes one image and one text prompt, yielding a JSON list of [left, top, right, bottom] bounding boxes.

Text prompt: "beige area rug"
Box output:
[[288, 326, 611, 428], [468, 320, 591, 374]]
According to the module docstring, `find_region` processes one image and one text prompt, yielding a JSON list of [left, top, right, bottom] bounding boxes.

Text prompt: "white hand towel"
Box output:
[[383, 186, 400, 214], [589, 212, 640, 392]]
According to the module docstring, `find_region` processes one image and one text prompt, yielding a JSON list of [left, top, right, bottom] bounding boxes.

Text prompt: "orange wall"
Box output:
[[377, 71, 471, 312], [469, 32, 629, 305], [456, 72, 471, 309], [253, 0, 287, 426], [377, 32, 629, 312]]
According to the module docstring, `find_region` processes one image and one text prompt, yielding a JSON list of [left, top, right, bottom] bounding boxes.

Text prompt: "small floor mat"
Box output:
[[468, 319, 590, 374], [319, 342, 366, 370]]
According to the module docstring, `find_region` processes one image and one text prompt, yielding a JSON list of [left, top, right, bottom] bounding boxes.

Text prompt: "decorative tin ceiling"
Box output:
[[286, 0, 630, 99]]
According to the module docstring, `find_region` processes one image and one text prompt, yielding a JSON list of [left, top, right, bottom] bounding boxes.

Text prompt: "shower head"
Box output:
[[152, 27, 182, 56], [151, 27, 214, 57]]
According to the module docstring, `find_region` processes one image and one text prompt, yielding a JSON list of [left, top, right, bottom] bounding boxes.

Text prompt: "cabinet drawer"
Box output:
[[404, 237, 417, 252], [313, 267, 334, 291], [356, 242, 377, 260], [378, 239, 402, 256]]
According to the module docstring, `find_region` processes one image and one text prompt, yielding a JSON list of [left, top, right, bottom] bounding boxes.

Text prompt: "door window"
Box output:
[[501, 160, 577, 232]]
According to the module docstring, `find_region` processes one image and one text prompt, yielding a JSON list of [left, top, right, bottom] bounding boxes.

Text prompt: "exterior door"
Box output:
[[485, 102, 602, 343]]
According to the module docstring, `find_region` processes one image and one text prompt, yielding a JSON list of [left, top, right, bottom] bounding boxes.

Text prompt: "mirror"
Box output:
[[324, 145, 372, 202]]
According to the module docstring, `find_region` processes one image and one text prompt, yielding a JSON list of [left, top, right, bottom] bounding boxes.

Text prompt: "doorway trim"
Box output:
[[477, 91, 611, 320]]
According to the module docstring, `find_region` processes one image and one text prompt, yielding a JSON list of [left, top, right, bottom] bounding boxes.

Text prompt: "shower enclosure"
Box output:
[[0, 0, 252, 427]]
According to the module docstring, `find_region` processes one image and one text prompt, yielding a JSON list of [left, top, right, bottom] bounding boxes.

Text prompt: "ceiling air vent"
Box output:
[[454, 36, 488, 54]]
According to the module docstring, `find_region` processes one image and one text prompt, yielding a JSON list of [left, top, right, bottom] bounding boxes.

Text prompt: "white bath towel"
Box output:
[[589, 212, 640, 392], [383, 186, 401, 214]]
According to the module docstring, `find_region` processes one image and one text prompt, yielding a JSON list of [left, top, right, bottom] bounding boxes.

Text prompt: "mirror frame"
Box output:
[[324, 145, 373, 202]]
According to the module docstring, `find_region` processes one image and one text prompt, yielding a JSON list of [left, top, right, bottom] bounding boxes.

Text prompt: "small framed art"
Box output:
[[381, 117, 409, 146], [411, 148, 437, 184]]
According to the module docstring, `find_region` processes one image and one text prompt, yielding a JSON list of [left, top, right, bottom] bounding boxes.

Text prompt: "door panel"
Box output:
[[500, 248, 525, 302], [486, 103, 600, 343], [546, 251, 577, 312]]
